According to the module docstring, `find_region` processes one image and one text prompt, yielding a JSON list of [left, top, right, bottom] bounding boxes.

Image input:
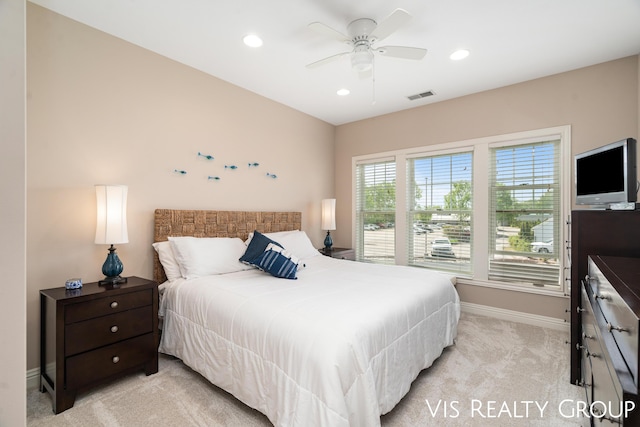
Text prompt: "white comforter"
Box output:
[[159, 255, 460, 427]]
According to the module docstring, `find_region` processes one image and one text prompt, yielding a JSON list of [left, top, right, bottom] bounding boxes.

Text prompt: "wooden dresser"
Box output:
[[40, 276, 159, 414], [579, 256, 640, 424], [570, 210, 640, 385]]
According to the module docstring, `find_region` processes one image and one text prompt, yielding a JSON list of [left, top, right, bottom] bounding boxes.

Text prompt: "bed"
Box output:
[[153, 209, 460, 427]]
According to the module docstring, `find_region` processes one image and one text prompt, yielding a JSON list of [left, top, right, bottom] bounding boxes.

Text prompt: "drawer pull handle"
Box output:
[[110, 301, 119, 309], [589, 352, 599, 358], [606, 322, 628, 333], [576, 307, 585, 313], [576, 343, 585, 351], [576, 379, 591, 387], [110, 325, 119, 333], [582, 333, 594, 340], [112, 356, 120, 364], [595, 294, 609, 301]]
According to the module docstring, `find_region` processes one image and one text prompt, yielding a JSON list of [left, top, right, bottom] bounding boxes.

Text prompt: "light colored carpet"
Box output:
[[27, 313, 588, 426]]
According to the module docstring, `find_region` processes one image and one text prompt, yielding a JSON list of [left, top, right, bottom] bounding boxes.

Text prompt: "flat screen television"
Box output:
[[575, 137, 637, 206]]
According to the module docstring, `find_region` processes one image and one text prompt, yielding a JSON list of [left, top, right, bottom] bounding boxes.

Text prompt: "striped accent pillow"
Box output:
[[250, 243, 300, 280]]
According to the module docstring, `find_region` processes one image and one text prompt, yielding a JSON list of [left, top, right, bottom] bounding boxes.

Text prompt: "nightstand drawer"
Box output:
[[333, 249, 355, 260], [66, 333, 155, 389], [65, 289, 152, 323], [65, 306, 153, 356]]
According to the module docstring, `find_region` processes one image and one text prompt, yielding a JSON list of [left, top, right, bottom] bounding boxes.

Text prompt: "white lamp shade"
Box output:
[[321, 198, 336, 231], [95, 185, 129, 245]]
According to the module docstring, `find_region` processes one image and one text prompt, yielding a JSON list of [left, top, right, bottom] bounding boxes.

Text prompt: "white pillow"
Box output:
[[245, 229, 300, 246], [272, 231, 320, 259], [152, 241, 182, 282], [168, 236, 251, 279]]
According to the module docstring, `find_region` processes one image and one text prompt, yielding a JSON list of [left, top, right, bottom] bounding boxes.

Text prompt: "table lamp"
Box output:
[[321, 198, 336, 251], [95, 185, 128, 286]]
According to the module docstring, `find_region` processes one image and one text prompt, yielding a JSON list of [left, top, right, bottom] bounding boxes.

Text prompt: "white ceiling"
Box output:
[[30, 0, 640, 126]]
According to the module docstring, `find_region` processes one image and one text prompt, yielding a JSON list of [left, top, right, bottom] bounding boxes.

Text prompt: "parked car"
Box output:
[[431, 238, 455, 257], [364, 224, 379, 231], [413, 224, 427, 234], [531, 239, 553, 253]]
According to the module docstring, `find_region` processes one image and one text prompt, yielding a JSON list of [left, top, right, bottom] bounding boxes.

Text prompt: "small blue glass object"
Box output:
[[65, 278, 83, 290]]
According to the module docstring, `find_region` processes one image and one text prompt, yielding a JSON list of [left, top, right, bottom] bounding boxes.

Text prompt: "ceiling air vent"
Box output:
[[407, 90, 435, 101]]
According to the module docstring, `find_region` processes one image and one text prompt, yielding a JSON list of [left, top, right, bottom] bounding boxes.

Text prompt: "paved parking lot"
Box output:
[[362, 227, 559, 266], [363, 228, 470, 261]]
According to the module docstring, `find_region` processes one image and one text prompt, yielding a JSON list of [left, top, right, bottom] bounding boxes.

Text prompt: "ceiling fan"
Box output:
[[306, 8, 427, 77]]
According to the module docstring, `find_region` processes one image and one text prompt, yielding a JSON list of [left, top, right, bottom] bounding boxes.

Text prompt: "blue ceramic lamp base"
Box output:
[[324, 231, 333, 251], [99, 244, 128, 286]]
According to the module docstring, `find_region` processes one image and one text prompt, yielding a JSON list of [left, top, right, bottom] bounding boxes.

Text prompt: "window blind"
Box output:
[[488, 140, 561, 286], [355, 159, 396, 264], [407, 151, 473, 274]]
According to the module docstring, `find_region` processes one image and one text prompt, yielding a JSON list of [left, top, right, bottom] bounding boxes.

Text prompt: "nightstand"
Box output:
[[319, 247, 355, 260], [40, 276, 159, 414]]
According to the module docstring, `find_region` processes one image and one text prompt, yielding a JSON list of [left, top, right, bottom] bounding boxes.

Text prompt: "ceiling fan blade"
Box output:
[[377, 46, 427, 60], [369, 8, 411, 42], [306, 51, 350, 69], [308, 22, 351, 43]]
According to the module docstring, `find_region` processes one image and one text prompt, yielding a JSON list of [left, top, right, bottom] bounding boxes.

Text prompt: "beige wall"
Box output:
[[25, 2, 640, 381], [26, 4, 335, 371], [334, 56, 639, 320], [0, 0, 26, 424]]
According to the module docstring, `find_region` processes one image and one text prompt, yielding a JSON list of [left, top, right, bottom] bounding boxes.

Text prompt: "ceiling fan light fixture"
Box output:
[[306, 9, 425, 75], [243, 34, 263, 48], [351, 47, 373, 72]]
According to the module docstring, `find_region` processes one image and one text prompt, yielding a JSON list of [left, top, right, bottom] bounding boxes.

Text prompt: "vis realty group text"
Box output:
[[425, 399, 636, 420]]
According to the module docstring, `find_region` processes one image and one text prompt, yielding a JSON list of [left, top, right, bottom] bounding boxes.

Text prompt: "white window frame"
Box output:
[[354, 156, 397, 264], [352, 125, 571, 296], [406, 148, 474, 275]]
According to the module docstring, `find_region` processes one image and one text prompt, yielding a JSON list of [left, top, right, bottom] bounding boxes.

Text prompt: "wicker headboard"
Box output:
[[153, 209, 302, 283]]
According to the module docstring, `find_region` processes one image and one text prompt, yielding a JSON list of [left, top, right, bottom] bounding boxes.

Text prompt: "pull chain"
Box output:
[[371, 55, 376, 105]]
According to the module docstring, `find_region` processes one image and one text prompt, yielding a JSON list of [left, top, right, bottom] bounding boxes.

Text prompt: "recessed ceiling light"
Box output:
[[450, 49, 470, 60], [337, 88, 350, 96], [243, 34, 263, 48]]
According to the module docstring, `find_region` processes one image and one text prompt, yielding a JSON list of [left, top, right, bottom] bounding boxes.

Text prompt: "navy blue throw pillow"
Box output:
[[251, 246, 299, 279], [239, 231, 283, 264]]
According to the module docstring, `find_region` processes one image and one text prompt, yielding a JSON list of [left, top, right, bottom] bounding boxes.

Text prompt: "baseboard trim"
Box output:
[[461, 301, 569, 332], [27, 367, 39, 390]]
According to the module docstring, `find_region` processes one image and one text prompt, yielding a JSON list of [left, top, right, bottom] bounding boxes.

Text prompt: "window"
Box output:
[[488, 140, 561, 287], [355, 158, 396, 264], [407, 151, 473, 274], [352, 126, 570, 295]]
